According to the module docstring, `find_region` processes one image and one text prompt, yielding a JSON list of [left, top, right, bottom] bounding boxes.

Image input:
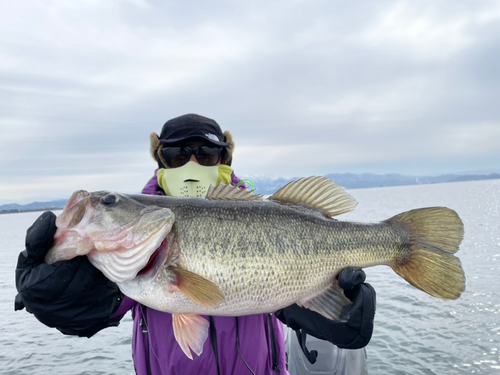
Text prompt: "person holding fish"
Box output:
[[15, 114, 377, 375]]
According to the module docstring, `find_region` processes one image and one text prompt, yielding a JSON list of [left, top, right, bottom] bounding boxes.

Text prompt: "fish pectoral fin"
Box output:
[[171, 267, 226, 309], [172, 313, 209, 359], [268, 176, 357, 218], [299, 281, 352, 322]]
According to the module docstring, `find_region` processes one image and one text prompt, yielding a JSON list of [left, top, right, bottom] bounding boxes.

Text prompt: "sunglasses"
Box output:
[[161, 146, 223, 168]]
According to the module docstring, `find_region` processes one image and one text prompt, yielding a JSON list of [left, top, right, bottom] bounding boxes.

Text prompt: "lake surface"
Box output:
[[1, 179, 499, 374]]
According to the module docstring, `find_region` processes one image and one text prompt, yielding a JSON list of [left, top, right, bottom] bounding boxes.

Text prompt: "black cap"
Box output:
[[159, 114, 230, 147]]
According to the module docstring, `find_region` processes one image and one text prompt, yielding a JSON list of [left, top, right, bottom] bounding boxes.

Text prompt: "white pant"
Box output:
[[284, 327, 368, 375]]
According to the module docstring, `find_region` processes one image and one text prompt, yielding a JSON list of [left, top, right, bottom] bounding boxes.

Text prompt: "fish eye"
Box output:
[[102, 194, 118, 205]]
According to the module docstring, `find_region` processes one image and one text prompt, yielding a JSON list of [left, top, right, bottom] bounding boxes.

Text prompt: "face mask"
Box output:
[[157, 161, 233, 198]]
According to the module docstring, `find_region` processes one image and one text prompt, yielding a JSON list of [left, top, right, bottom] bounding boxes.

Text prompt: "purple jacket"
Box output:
[[113, 170, 288, 375]]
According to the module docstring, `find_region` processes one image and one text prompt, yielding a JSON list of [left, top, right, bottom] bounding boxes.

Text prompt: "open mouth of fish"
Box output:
[[138, 238, 166, 276]]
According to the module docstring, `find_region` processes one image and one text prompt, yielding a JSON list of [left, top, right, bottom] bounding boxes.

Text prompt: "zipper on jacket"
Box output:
[[209, 316, 221, 375], [268, 314, 281, 375], [139, 305, 152, 375]]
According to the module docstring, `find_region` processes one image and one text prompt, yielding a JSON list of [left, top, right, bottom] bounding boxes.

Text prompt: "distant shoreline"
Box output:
[[2, 173, 499, 214], [0, 208, 63, 215], [247, 172, 500, 195]]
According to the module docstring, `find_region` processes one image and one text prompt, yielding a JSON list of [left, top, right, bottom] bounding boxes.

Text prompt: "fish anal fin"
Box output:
[[269, 176, 357, 217], [299, 281, 352, 322], [206, 183, 263, 201], [172, 313, 209, 359], [171, 267, 226, 308]]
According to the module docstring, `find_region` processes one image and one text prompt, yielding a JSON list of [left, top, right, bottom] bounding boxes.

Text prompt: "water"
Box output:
[[1, 180, 499, 374], [341, 179, 500, 374]]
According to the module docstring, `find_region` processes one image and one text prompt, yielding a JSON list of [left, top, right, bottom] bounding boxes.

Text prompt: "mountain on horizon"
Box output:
[[2, 172, 499, 213], [246, 172, 500, 195], [0, 199, 67, 214]]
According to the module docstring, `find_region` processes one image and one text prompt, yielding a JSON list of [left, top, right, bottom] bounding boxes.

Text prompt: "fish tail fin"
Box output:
[[385, 207, 466, 300]]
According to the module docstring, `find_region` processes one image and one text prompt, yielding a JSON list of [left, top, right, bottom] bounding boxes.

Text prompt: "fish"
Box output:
[[45, 176, 466, 359]]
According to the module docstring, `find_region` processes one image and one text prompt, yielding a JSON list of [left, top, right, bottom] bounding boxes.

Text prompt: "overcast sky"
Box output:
[[1, 0, 500, 204]]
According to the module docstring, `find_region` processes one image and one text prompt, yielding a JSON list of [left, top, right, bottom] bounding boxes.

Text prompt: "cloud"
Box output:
[[361, 2, 476, 61], [1, 0, 500, 203]]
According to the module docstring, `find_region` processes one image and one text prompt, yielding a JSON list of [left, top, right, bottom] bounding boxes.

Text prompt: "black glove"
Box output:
[[275, 267, 376, 349], [15, 211, 125, 337]]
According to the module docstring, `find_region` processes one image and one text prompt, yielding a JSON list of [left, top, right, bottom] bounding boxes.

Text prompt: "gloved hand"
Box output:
[[15, 211, 124, 337], [275, 267, 376, 349]]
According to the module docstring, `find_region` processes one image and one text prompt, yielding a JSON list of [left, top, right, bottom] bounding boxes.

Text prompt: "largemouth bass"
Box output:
[[45, 176, 465, 359]]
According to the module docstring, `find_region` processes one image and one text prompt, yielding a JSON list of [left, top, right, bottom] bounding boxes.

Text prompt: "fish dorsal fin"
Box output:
[[206, 183, 263, 201], [268, 176, 357, 217]]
